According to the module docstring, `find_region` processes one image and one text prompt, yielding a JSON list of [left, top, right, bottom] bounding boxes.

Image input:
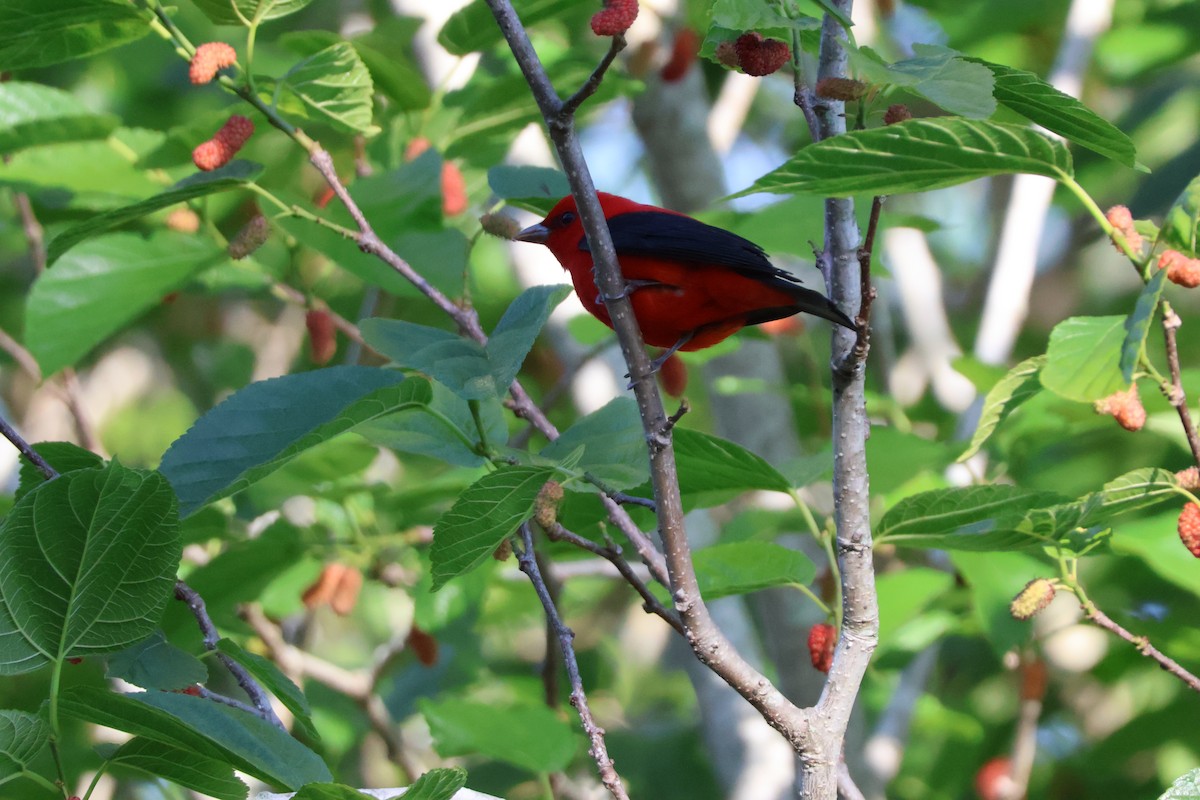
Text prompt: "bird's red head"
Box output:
[[515, 193, 650, 265]]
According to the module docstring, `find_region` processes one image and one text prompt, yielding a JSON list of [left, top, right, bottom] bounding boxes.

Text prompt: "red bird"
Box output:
[[516, 193, 855, 366]]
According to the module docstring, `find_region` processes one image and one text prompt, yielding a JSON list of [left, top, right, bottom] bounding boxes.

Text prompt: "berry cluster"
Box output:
[[590, 0, 638, 37], [1094, 384, 1146, 432], [1158, 249, 1200, 288], [189, 42, 237, 85], [192, 114, 254, 171], [733, 32, 791, 77]]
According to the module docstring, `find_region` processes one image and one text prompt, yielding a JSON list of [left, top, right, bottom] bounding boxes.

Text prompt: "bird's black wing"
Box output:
[[582, 211, 802, 288]]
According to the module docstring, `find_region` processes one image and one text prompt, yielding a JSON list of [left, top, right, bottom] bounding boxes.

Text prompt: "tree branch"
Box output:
[[0, 415, 57, 481], [1082, 599, 1200, 693], [1161, 304, 1200, 466]]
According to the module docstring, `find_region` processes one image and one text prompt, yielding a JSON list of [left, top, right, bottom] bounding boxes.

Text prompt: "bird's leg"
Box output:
[[625, 331, 694, 389], [599, 278, 668, 303]]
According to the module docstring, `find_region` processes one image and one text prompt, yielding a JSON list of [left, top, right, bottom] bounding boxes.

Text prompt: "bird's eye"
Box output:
[[558, 211, 576, 226]]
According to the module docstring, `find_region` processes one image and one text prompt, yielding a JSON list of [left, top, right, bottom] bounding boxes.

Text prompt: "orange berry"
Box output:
[[590, 0, 638, 36], [1094, 384, 1145, 432], [330, 566, 363, 616], [1179, 503, 1200, 558], [441, 161, 468, 216], [189, 42, 237, 85], [1175, 466, 1200, 490], [192, 115, 254, 171], [404, 137, 432, 162], [302, 563, 346, 609], [1105, 205, 1143, 254], [1159, 249, 1200, 288], [974, 757, 1014, 800], [165, 207, 200, 234]]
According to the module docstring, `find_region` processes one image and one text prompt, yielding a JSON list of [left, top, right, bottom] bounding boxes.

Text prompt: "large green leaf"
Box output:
[[278, 27, 430, 112], [357, 380, 504, 468], [958, 355, 1046, 462], [0, 82, 118, 155], [541, 397, 649, 491], [0, 0, 148, 70], [160, 367, 424, 517], [875, 485, 1073, 551], [486, 285, 573, 390], [673, 429, 791, 495], [46, 160, 264, 264], [421, 697, 576, 773], [975, 60, 1140, 168], [744, 118, 1072, 197], [0, 710, 50, 779], [692, 542, 816, 599], [430, 466, 556, 590], [109, 738, 248, 800], [26, 232, 224, 375], [16, 441, 103, 501], [403, 768, 470, 800], [0, 462, 181, 674], [487, 165, 570, 215], [438, 0, 570, 55], [851, 45, 996, 119], [106, 631, 208, 691], [190, 0, 316, 26], [279, 42, 378, 136], [0, 140, 161, 210], [217, 637, 317, 740], [1163, 172, 1200, 255], [1040, 315, 1128, 403], [1120, 269, 1167, 383], [1076, 467, 1181, 524]]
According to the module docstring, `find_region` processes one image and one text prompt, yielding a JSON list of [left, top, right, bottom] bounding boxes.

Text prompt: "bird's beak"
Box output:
[[514, 223, 549, 244]]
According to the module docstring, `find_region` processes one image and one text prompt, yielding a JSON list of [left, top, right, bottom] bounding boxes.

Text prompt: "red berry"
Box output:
[[181, 685, 202, 696], [734, 32, 791, 77], [192, 115, 254, 171], [305, 309, 337, 366], [67, 657, 83, 665], [1179, 503, 1200, 558], [189, 42, 237, 85], [660, 28, 699, 83], [216, 115, 254, 150], [807, 622, 836, 673], [404, 137, 432, 161], [658, 352, 688, 397], [883, 104, 912, 125], [590, 0, 638, 37], [407, 624, 440, 666], [974, 757, 1014, 800], [313, 185, 336, 209]]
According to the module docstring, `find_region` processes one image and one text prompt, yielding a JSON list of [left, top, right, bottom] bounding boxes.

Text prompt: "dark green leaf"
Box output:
[[487, 285, 572, 391], [0, 82, 118, 155], [160, 367, 421, 517], [743, 118, 1072, 197], [0, 0, 148, 69], [27, 232, 224, 375], [110, 738, 247, 800], [958, 355, 1046, 462], [1079, 468, 1181, 523], [402, 767, 470, 800], [1120, 269, 1167, 383], [0, 710, 50, 778], [0, 462, 180, 674], [674, 429, 791, 495], [692, 542, 816, 599], [358, 380, 500, 468], [430, 466, 556, 590], [875, 486, 1072, 551], [216, 638, 318, 740], [16, 441, 103, 501], [487, 165, 570, 215], [46, 160, 264, 264], [280, 43, 377, 135], [1163, 172, 1200, 255], [421, 697, 576, 773], [106, 631, 207, 691], [1040, 315, 1128, 403], [541, 398, 649, 491], [975, 59, 1140, 168], [852, 45, 996, 118], [711, 0, 822, 31], [360, 320, 495, 400]]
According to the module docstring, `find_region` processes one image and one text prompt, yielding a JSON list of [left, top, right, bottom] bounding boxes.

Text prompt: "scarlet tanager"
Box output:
[[515, 193, 856, 366]]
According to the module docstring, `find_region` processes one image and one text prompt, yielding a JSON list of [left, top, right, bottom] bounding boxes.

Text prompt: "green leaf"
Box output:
[[1078, 468, 1181, 523], [278, 28, 430, 112], [402, 768, 470, 800], [292, 785, 378, 800], [16, 441, 103, 501], [358, 379, 500, 468], [439, 0, 569, 55], [430, 466, 556, 590], [106, 631, 207, 691], [0, 710, 50, 779], [711, 0, 822, 32], [1163, 172, 1200, 255], [743, 118, 1072, 197], [160, 366, 422, 517], [541, 398, 649, 491], [958, 355, 1046, 462], [875, 486, 1073, 551], [190, 0, 316, 26], [421, 697, 576, 773], [974, 59, 1140, 168], [216, 638, 318, 741], [0, 82, 118, 155], [1040, 315, 1128, 403], [1120, 269, 1167, 383], [0, 140, 162, 210], [851, 45, 996, 118], [486, 285, 572, 393], [46, 160, 264, 264], [279, 43, 378, 136], [0, 0, 148, 70], [60, 687, 331, 789], [692, 542, 816, 599], [1160, 769, 1200, 800], [674, 429, 791, 495], [109, 738, 248, 800], [951, 550, 1049, 655], [0, 462, 181, 674], [488, 165, 570, 215], [26, 232, 224, 375], [362, 320, 495, 400]]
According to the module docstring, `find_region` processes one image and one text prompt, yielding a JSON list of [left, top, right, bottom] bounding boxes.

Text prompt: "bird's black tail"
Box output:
[[746, 286, 857, 331]]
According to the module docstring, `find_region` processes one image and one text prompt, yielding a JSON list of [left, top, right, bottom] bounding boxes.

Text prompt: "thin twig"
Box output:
[[271, 282, 377, 352], [837, 759, 866, 800], [562, 36, 626, 117], [60, 369, 101, 454], [174, 581, 285, 728], [849, 195, 883, 364], [535, 549, 563, 707], [516, 525, 630, 800], [1082, 600, 1200, 693], [0, 326, 42, 382], [1161, 304, 1200, 466], [0, 416, 57, 480], [196, 685, 267, 717]]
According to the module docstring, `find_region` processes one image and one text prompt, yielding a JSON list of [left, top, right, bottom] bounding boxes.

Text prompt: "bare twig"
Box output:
[[1003, 655, 1046, 800], [562, 36, 626, 117], [60, 368, 101, 454], [850, 195, 883, 363], [174, 581, 285, 728], [0, 415, 57, 481], [1161, 305, 1200, 466], [0, 326, 42, 382], [1081, 600, 1200, 693], [837, 758, 867, 800], [516, 525, 630, 800]]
